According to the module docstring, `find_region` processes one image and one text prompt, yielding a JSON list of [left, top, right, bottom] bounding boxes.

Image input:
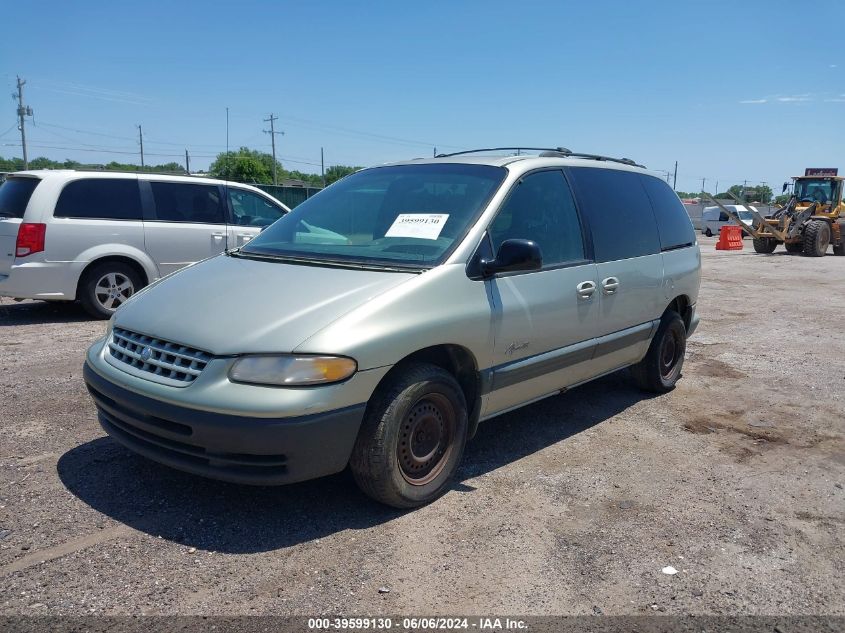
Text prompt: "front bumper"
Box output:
[[83, 362, 367, 485]]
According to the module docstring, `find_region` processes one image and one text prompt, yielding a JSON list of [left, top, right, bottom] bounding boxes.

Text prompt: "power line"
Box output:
[[35, 121, 137, 142]]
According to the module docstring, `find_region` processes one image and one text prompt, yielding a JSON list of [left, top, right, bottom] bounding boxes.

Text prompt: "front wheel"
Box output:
[[704, 228, 713, 237], [350, 363, 468, 508], [802, 220, 830, 257], [630, 311, 687, 393], [784, 241, 803, 253]]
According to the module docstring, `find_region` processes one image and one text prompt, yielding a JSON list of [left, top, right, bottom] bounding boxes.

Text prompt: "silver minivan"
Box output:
[[0, 171, 289, 318], [83, 149, 701, 508]]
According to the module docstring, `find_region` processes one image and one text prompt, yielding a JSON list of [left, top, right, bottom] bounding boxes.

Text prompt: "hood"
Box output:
[[113, 254, 416, 355]]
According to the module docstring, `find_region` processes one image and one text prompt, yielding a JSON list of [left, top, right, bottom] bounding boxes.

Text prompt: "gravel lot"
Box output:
[[1, 235, 843, 617]]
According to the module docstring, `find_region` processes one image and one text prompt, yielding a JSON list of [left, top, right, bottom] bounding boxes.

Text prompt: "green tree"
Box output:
[[324, 164, 362, 185], [208, 147, 282, 184]]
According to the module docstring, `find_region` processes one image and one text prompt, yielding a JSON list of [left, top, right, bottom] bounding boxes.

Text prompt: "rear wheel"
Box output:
[[752, 238, 777, 254], [802, 220, 830, 257], [834, 243, 845, 256], [350, 363, 468, 508], [704, 228, 713, 237], [79, 262, 142, 319], [784, 241, 803, 253], [631, 311, 687, 393]]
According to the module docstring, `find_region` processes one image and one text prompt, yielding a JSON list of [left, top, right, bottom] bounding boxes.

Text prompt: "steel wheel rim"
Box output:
[[398, 393, 456, 486], [95, 272, 134, 311], [659, 329, 680, 379]]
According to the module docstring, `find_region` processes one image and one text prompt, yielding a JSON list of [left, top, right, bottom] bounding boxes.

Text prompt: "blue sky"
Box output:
[[1, 0, 842, 193]]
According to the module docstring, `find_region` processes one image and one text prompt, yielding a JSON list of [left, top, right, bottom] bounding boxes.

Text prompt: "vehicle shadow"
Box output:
[[0, 299, 92, 326], [57, 372, 655, 554]]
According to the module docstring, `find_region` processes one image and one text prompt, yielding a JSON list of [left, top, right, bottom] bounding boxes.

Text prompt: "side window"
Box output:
[[640, 175, 696, 250], [54, 179, 142, 220], [719, 211, 729, 222], [568, 168, 660, 262], [488, 170, 585, 266], [228, 189, 285, 227], [150, 182, 224, 224]]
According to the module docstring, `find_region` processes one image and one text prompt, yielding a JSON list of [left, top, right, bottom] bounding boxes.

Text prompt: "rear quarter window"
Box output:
[[567, 167, 660, 262], [54, 179, 142, 220], [0, 177, 40, 218], [639, 175, 696, 250]]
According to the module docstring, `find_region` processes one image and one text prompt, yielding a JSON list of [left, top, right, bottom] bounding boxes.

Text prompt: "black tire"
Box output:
[[834, 243, 845, 256], [704, 228, 713, 237], [784, 241, 803, 253], [349, 362, 468, 508], [78, 262, 142, 319], [752, 238, 777, 254], [802, 220, 830, 257], [630, 311, 687, 393]]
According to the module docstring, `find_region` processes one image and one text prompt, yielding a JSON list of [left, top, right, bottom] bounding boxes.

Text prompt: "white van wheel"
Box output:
[[704, 228, 713, 237], [79, 262, 141, 319]]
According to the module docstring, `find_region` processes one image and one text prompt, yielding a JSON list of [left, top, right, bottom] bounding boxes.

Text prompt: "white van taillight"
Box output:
[[15, 223, 46, 257]]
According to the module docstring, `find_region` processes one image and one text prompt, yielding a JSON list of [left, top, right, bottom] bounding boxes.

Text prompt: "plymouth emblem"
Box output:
[[140, 346, 153, 361]]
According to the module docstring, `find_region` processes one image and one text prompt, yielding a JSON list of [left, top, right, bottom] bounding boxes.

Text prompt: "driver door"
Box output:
[[483, 170, 601, 417]]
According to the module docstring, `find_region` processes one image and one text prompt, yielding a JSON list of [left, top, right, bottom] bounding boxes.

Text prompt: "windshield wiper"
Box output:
[[231, 249, 425, 273]]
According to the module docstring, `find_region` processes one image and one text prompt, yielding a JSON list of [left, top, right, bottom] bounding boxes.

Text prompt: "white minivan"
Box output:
[[701, 204, 756, 237], [0, 171, 290, 317]]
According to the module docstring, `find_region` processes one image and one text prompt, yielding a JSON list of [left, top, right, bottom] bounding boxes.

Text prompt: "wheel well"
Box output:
[[666, 295, 691, 331], [389, 344, 481, 423], [76, 256, 149, 300]]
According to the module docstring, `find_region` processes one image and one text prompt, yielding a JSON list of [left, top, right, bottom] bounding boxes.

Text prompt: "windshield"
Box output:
[[794, 179, 835, 203], [738, 211, 754, 220], [240, 163, 506, 268], [0, 177, 40, 218]]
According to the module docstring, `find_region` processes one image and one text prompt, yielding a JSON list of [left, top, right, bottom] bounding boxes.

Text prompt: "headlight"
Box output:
[[228, 355, 357, 386]]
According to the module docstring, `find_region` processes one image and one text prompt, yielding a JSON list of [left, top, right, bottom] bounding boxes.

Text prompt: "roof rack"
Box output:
[[434, 147, 644, 168]]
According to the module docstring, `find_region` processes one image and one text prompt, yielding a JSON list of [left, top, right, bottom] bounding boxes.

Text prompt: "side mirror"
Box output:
[[481, 239, 542, 277]]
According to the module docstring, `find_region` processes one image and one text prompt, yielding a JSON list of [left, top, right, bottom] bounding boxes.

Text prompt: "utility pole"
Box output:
[[701, 177, 706, 193], [137, 125, 145, 168], [321, 147, 325, 187], [185, 149, 190, 174], [225, 107, 229, 179], [15, 76, 32, 170], [715, 181, 719, 195], [742, 179, 748, 201], [433, 147, 437, 158], [673, 161, 678, 190], [263, 113, 284, 185]]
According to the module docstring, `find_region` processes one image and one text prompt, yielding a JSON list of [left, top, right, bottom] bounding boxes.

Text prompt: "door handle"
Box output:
[[602, 276, 620, 294], [576, 280, 596, 299], [211, 232, 226, 241]]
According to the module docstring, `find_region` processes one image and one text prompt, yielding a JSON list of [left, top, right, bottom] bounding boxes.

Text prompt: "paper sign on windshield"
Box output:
[[385, 213, 450, 240]]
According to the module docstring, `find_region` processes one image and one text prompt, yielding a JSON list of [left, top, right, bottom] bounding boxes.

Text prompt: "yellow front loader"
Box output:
[[703, 169, 844, 257]]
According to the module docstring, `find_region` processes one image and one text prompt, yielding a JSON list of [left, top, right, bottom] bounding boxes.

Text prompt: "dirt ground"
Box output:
[[0, 235, 843, 617]]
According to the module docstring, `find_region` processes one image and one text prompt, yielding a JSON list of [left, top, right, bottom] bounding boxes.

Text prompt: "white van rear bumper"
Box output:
[[0, 261, 80, 300]]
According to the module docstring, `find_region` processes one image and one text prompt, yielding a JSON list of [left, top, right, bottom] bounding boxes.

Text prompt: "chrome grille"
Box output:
[[106, 327, 212, 387]]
